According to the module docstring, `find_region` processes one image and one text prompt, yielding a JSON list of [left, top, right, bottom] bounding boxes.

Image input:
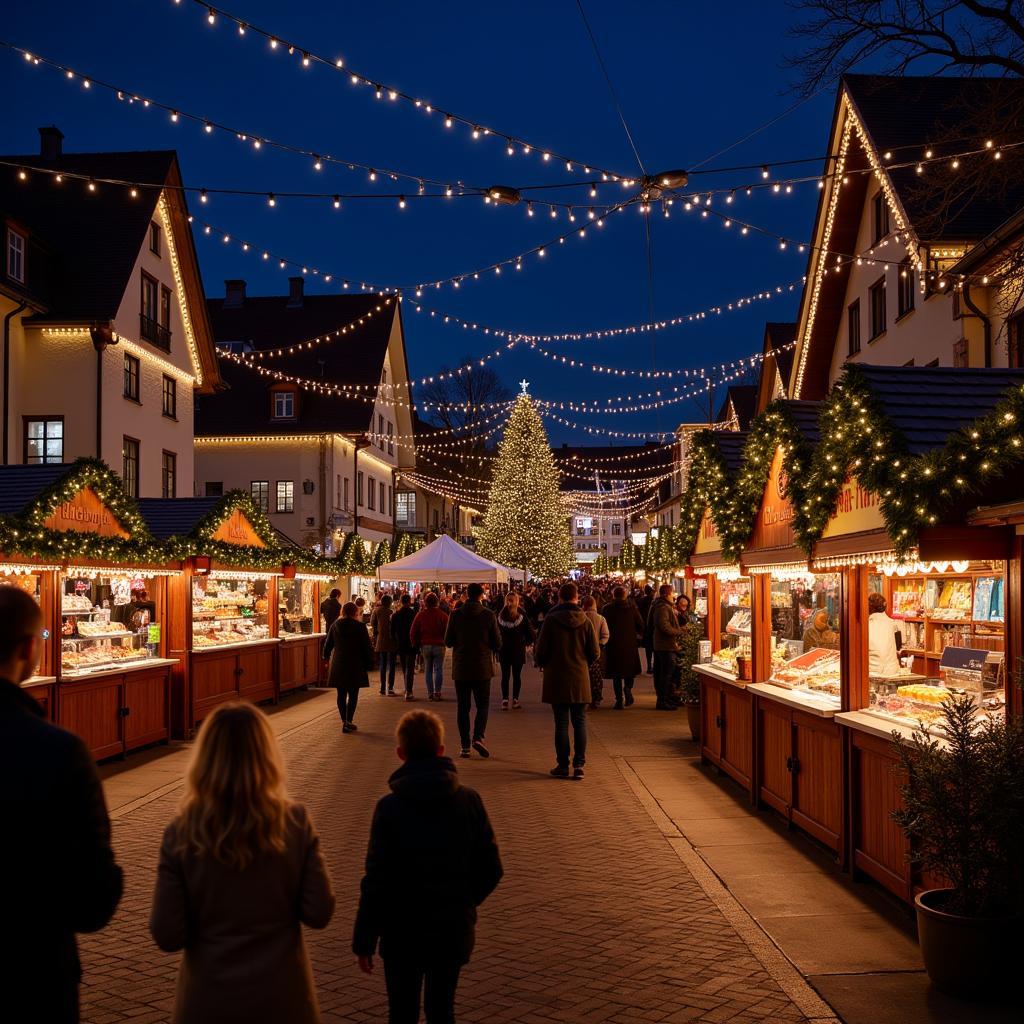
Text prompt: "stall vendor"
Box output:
[[802, 610, 838, 649], [868, 591, 902, 676]]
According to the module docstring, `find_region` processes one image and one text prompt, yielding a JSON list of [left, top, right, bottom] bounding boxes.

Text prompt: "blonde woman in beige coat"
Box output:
[[149, 702, 335, 1024]]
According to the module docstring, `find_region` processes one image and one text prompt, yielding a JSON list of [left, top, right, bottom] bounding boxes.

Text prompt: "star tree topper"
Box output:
[[519, 379, 530, 395]]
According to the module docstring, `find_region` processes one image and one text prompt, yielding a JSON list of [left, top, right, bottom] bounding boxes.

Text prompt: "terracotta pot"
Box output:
[[685, 703, 700, 742], [915, 889, 1019, 999]]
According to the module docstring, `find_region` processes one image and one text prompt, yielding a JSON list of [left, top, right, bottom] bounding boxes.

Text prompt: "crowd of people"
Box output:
[[2, 574, 701, 1024]]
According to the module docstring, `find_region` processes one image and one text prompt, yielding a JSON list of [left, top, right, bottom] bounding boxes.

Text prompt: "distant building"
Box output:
[[193, 279, 413, 552], [0, 127, 222, 495]]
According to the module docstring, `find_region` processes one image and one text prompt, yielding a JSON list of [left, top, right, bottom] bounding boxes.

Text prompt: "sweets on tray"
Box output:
[[76, 621, 131, 637], [896, 683, 951, 705], [61, 594, 93, 612]]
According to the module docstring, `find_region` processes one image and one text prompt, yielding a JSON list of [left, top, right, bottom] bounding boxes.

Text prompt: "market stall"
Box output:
[[0, 462, 179, 759], [376, 533, 517, 585]]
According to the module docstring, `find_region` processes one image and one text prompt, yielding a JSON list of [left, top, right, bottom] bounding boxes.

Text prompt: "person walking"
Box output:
[[497, 592, 535, 710], [444, 582, 501, 759], [650, 584, 683, 710], [636, 585, 655, 673], [602, 585, 644, 709], [370, 594, 397, 695], [150, 702, 335, 1024], [581, 596, 609, 709], [0, 587, 123, 1024], [391, 593, 419, 701], [323, 602, 374, 733], [410, 593, 450, 701], [319, 588, 343, 632], [353, 711, 503, 1024], [534, 582, 599, 780]]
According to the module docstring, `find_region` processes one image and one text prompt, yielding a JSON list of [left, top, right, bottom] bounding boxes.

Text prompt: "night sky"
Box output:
[[4, 1, 852, 442]]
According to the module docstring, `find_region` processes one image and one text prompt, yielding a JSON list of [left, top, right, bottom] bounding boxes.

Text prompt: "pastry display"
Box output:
[[192, 576, 271, 650], [61, 593, 93, 613], [770, 648, 841, 705], [76, 620, 131, 637]]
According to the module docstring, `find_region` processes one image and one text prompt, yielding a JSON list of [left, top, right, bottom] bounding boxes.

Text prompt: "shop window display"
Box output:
[[192, 573, 271, 648], [61, 572, 161, 676], [710, 575, 752, 676], [279, 578, 315, 636]]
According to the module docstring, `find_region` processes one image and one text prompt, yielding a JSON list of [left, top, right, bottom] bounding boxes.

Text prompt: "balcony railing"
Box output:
[[140, 314, 171, 351]]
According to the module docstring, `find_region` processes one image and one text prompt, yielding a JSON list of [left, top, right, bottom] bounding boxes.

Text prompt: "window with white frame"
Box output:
[[276, 480, 294, 513], [7, 228, 25, 283], [273, 391, 295, 419]]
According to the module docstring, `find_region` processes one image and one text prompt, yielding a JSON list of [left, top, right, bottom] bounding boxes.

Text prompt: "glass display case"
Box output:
[[769, 647, 842, 708], [192, 573, 271, 648], [279, 578, 315, 636], [770, 572, 840, 652], [60, 571, 160, 677]]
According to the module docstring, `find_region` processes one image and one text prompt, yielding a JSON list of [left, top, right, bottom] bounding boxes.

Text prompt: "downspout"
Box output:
[[89, 323, 115, 459], [961, 283, 992, 367], [318, 434, 328, 553], [2, 301, 27, 464]]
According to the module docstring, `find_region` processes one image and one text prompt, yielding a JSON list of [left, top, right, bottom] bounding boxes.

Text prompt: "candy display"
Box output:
[[192, 575, 271, 649], [770, 647, 841, 705]]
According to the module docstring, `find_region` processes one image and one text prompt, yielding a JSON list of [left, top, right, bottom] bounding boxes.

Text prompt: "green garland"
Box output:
[[675, 431, 732, 562], [190, 489, 277, 547]]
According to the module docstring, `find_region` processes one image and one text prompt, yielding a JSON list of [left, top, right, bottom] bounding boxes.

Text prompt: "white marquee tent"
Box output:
[[376, 534, 526, 585]]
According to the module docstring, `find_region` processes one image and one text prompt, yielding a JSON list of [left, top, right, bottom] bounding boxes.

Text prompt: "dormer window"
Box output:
[[7, 228, 25, 283], [273, 390, 296, 419]]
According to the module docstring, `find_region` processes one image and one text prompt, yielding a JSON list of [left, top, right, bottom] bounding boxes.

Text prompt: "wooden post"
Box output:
[[707, 575, 722, 652], [750, 573, 773, 683], [166, 566, 192, 739], [842, 565, 869, 710], [1005, 537, 1022, 719]]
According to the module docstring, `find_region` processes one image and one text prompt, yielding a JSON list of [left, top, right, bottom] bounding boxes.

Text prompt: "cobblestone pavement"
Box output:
[[80, 667, 837, 1024]]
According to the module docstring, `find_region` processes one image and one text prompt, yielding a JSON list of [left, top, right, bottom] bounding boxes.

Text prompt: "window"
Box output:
[[161, 285, 172, 330], [1009, 313, 1024, 368], [343, 477, 350, 509], [872, 192, 889, 244], [122, 437, 140, 498], [368, 476, 376, 510], [7, 228, 25, 283], [396, 491, 416, 526], [123, 353, 141, 401], [387, 421, 394, 456], [273, 391, 295, 419], [205, 481, 223, 497], [869, 276, 886, 339], [611, 522, 621, 536], [251, 480, 269, 511], [162, 374, 177, 419], [378, 413, 384, 448], [161, 451, 176, 498], [149, 222, 161, 256], [388, 485, 393, 515], [276, 480, 295, 513], [897, 258, 915, 318], [380, 481, 386, 513], [847, 299, 861, 356], [357, 471, 364, 506], [140, 273, 169, 349], [24, 417, 62, 464]]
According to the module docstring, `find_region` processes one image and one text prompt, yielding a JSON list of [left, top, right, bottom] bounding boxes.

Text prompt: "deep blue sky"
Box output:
[[4, 1, 842, 441]]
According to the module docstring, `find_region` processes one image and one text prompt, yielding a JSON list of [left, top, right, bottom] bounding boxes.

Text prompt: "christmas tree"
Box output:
[[476, 388, 575, 577]]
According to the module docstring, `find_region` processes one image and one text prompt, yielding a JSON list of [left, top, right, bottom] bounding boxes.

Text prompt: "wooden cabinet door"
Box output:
[[757, 698, 793, 816], [278, 642, 303, 692], [238, 646, 276, 704], [720, 686, 753, 790], [303, 639, 322, 685], [192, 650, 241, 723], [791, 712, 843, 852], [700, 677, 722, 763], [124, 669, 170, 751], [59, 676, 123, 761], [25, 683, 54, 721]]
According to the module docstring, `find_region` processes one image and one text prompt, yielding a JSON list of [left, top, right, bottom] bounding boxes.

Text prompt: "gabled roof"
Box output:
[[715, 384, 757, 429], [0, 139, 222, 390], [780, 399, 823, 447], [857, 364, 1024, 454], [755, 323, 798, 413], [197, 292, 397, 436], [844, 74, 1024, 243], [709, 430, 748, 475], [0, 464, 74, 516], [136, 497, 221, 539]]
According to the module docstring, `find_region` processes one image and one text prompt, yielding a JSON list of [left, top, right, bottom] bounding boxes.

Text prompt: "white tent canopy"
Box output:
[[377, 534, 525, 584]]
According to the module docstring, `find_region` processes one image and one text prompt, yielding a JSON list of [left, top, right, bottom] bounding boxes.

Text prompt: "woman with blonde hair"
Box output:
[[150, 702, 335, 1024]]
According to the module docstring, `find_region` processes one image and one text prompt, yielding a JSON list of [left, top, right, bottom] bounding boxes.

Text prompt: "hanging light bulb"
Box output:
[[267, 193, 276, 207]]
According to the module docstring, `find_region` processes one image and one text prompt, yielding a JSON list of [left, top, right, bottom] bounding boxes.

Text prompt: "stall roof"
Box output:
[[136, 498, 221, 539], [0, 464, 77, 516], [857, 364, 1024, 454], [710, 430, 748, 474], [377, 533, 513, 584], [782, 399, 824, 446]]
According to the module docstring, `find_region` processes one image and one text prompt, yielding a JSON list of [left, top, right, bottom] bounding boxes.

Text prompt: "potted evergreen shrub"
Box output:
[[677, 623, 702, 741], [891, 692, 1024, 999]]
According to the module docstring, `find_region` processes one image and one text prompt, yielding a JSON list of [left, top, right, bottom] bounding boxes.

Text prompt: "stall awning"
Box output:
[[376, 534, 521, 584]]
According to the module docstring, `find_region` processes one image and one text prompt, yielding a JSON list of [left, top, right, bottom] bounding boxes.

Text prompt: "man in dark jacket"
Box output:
[[319, 588, 343, 631], [636, 585, 655, 673], [534, 581, 600, 780], [603, 585, 645, 709], [0, 586, 123, 1023], [650, 584, 683, 710], [391, 593, 419, 701], [354, 710, 503, 1023], [444, 582, 502, 758]]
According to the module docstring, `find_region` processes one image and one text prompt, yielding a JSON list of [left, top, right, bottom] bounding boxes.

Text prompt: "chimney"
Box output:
[[287, 276, 304, 308], [39, 125, 64, 162], [223, 279, 246, 308]]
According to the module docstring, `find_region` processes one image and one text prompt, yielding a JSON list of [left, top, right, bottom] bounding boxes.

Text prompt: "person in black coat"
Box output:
[[319, 588, 343, 631], [0, 586, 123, 1023], [323, 602, 375, 733], [602, 586, 645, 709], [497, 592, 536, 709], [635, 585, 655, 673], [390, 593, 419, 700], [354, 710, 503, 1024]]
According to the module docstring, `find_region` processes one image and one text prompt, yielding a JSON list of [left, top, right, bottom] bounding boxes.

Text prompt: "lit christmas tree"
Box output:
[[476, 385, 575, 577]]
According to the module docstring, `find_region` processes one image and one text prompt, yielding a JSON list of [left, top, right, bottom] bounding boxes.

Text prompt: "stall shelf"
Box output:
[[0, 462, 179, 759]]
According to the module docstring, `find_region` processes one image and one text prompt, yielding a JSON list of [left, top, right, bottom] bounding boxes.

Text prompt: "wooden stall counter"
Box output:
[[694, 663, 755, 797], [21, 676, 57, 720], [190, 638, 280, 729], [278, 632, 326, 694]]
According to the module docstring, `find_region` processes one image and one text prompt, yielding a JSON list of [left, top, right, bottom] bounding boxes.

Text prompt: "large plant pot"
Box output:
[[685, 703, 700, 742], [915, 889, 1019, 999]]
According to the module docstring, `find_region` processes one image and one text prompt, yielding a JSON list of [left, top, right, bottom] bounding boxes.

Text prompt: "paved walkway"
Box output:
[[84, 666, 837, 1024]]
